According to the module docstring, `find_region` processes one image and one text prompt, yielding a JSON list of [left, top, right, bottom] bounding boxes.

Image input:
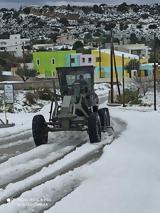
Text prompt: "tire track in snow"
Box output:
[[0, 113, 126, 210], [0, 115, 122, 207], [0, 139, 110, 207], [0, 129, 31, 143], [0, 132, 34, 164], [0, 130, 84, 164], [0, 131, 89, 188], [0, 93, 108, 164]]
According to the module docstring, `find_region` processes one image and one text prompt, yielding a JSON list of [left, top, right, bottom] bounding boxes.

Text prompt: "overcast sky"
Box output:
[[0, 0, 159, 9]]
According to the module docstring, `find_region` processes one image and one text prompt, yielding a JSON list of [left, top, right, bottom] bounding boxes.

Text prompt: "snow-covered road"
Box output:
[[0, 131, 34, 163], [45, 108, 160, 213], [1, 106, 160, 213], [0, 112, 125, 212], [3, 83, 158, 213], [2, 103, 160, 213]]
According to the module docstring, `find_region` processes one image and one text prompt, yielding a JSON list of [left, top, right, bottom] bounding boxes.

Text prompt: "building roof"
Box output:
[[97, 49, 139, 59]]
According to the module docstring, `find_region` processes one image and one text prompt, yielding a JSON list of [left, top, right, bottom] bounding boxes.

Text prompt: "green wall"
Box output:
[[33, 50, 76, 77]]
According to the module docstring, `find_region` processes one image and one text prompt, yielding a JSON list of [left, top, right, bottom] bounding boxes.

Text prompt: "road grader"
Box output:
[[32, 66, 112, 146]]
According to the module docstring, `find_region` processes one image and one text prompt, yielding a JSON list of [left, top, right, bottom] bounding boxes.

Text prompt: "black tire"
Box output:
[[88, 112, 101, 143], [32, 115, 48, 146], [98, 108, 110, 131]]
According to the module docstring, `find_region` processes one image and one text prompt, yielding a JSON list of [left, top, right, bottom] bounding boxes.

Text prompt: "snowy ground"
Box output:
[[45, 108, 160, 213], [0, 84, 160, 212]]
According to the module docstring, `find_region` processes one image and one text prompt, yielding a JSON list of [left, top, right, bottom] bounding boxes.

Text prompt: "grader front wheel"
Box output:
[[32, 115, 48, 146], [88, 112, 101, 143]]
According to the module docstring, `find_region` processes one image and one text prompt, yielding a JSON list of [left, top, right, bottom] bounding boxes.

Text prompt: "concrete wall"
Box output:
[[0, 79, 59, 90]]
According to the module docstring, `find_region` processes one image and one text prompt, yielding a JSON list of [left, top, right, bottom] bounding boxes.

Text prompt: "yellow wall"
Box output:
[[92, 50, 136, 78], [92, 50, 133, 67]]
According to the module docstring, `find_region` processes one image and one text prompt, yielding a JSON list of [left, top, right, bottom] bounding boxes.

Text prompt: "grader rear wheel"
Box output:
[[98, 108, 110, 131]]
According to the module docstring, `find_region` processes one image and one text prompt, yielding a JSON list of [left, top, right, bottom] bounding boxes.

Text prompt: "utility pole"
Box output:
[[153, 33, 157, 111], [98, 42, 102, 78], [113, 45, 121, 96], [70, 54, 72, 67], [110, 30, 114, 103], [122, 54, 125, 107], [22, 42, 26, 70]]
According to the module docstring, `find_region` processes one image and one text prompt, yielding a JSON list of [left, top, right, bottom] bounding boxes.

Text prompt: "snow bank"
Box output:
[[46, 109, 160, 213]]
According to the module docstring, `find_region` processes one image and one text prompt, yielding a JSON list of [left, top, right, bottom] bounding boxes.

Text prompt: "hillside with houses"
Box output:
[[1, 3, 160, 213], [0, 3, 160, 86], [0, 3, 160, 43]]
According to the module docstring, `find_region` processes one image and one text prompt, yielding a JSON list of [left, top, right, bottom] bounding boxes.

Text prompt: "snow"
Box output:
[[0, 112, 33, 137], [0, 100, 51, 138], [1, 71, 13, 76], [94, 83, 110, 96], [0, 140, 112, 209], [45, 109, 160, 213], [1, 84, 160, 213]]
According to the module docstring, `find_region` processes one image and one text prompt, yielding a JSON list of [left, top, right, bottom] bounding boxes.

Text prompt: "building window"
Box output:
[[71, 58, 75, 64], [82, 58, 85, 63], [0, 47, 6, 50], [52, 58, 55, 64], [37, 59, 40, 65], [88, 57, 92, 63], [0, 42, 7, 45]]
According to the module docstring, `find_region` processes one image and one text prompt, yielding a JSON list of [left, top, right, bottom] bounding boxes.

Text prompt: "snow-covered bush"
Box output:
[[36, 88, 53, 101], [117, 89, 142, 105], [24, 92, 37, 106]]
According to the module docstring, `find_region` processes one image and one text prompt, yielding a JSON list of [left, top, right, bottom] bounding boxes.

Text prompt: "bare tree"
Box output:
[[16, 67, 38, 82]]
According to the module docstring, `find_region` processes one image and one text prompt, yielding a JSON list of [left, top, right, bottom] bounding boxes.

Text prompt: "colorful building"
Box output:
[[33, 49, 140, 80], [33, 50, 76, 77], [33, 51, 95, 77], [92, 49, 139, 80], [140, 63, 160, 77], [114, 43, 149, 63]]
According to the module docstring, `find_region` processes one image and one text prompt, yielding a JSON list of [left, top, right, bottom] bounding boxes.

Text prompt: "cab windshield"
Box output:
[[57, 67, 94, 96], [66, 72, 91, 86]]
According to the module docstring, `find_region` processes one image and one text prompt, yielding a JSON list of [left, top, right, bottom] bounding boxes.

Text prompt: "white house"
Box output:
[[0, 34, 30, 57], [56, 33, 76, 45], [114, 43, 150, 63]]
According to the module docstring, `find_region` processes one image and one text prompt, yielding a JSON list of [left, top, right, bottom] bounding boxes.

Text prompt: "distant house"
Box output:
[[0, 34, 30, 57], [92, 49, 139, 80], [1, 71, 13, 76], [114, 44, 150, 63], [33, 44, 72, 51], [140, 63, 160, 77], [33, 44, 55, 51], [33, 50, 76, 77], [33, 51, 94, 77], [33, 49, 140, 80], [56, 33, 76, 46]]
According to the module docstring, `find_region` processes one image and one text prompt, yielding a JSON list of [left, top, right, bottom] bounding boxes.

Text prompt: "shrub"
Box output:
[[6, 104, 14, 113], [24, 92, 37, 106], [117, 89, 142, 105], [36, 88, 53, 101], [16, 68, 38, 82]]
